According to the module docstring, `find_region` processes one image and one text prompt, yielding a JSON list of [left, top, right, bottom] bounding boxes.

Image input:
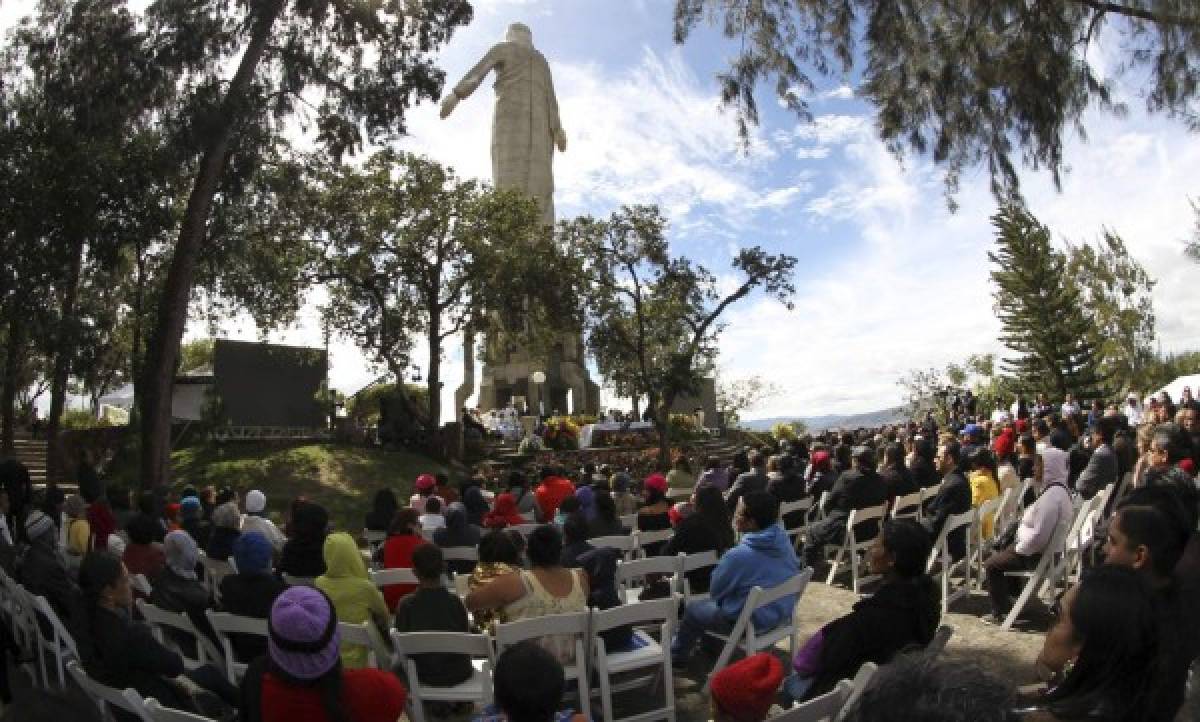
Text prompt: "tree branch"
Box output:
[[1068, 0, 1200, 27]]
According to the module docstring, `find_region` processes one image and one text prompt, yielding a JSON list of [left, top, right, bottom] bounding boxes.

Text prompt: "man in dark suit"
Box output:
[[1076, 415, 1119, 501], [726, 450, 769, 512], [800, 446, 888, 570], [922, 440, 972, 561]]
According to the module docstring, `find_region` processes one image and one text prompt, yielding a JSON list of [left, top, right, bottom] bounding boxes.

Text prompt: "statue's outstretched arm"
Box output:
[[547, 67, 566, 152], [441, 45, 502, 118]]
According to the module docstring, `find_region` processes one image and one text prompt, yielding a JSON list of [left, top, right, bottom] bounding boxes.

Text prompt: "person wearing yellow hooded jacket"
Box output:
[[315, 532, 390, 669]]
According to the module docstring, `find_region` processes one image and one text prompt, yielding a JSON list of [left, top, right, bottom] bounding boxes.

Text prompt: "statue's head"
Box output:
[[506, 22, 533, 47]]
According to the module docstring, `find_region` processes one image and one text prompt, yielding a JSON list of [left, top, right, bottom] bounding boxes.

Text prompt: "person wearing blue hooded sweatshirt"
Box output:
[[671, 491, 801, 666]]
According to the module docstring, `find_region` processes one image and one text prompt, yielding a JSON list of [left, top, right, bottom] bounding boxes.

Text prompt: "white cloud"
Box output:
[[822, 85, 855, 100], [794, 146, 831, 160]]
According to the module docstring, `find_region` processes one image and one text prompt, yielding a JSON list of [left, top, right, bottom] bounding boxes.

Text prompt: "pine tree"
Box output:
[[988, 205, 1108, 401]]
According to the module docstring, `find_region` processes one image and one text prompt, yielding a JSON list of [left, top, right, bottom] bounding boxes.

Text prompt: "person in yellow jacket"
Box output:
[[64, 494, 92, 564], [316, 531, 390, 669], [967, 448, 1001, 538]]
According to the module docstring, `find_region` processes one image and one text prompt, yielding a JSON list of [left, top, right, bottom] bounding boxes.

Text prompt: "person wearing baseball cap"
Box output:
[[243, 586, 406, 722], [710, 652, 785, 721]]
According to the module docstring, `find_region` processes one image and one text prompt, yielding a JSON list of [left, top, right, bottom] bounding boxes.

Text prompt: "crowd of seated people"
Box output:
[[0, 385, 1198, 721]]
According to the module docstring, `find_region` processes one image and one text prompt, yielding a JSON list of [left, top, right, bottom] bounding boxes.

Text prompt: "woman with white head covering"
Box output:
[[242, 489, 286, 552], [149, 530, 217, 652]]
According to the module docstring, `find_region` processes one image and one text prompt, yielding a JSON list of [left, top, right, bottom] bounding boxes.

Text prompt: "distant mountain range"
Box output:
[[740, 406, 907, 433]]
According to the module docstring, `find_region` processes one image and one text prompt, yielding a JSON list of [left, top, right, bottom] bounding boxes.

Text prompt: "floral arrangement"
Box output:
[[518, 434, 545, 454], [541, 416, 580, 450]]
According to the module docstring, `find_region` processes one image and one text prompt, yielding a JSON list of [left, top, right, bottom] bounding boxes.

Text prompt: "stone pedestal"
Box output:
[[477, 331, 599, 416]]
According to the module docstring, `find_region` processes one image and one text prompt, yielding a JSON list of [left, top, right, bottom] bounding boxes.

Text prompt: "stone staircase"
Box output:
[[6, 431, 47, 486]]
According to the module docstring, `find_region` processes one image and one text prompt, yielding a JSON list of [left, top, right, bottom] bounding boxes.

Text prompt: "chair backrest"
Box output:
[[441, 546, 480, 563], [928, 510, 975, 571], [131, 573, 153, 597], [919, 483, 941, 505], [135, 599, 221, 666], [591, 595, 678, 635], [772, 678, 853, 722], [833, 662, 878, 722], [67, 660, 152, 721], [144, 697, 216, 722], [337, 621, 392, 669], [846, 503, 888, 546], [926, 624, 954, 658], [206, 609, 267, 680], [636, 529, 673, 549], [370, 567, 419, 588], [390, 628, 494, 660], [680, 550, 719, 573], [616, 556, 679, 593], [520, 511, 538, 522], [30, 593, 79, 658], [619, 513, 638, 529], [890, 491, 922, 520], [590, 534, 639, 554], [201, 557, 233, 585], [513, 523, 541, 537], [495, 610, 589, 653], [281, 574, 317, 587], [780, 498, 813, 518]]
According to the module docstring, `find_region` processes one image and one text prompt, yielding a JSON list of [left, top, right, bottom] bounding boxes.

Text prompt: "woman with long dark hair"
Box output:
[[879, 443, 918, 504], [908, 438, 939, 489], [241, 586, 407, 722], [363, 489, 398, 533], [1019, 565, 1159, 721], [665, 485, 734, 594]]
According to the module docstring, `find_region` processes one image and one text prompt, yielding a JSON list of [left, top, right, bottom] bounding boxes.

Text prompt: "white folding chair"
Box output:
[[1062, 487, 1109, 585], [666, 486, 692, 501], [131, 573, 154, 597], [520, 511, 538, 522], [206, 610, 267, 684], [636, 529, 674, 557], [496, 611, 591, 719], [925, 624, 955, 659], [999, 519, 1073, 630], [926, 509, 975, 615], [772, 679, 853, 722], [832, 662, 878, 722], [620, 513, 638, 529], [135, 600, 222, 670], [825, 504, 888, 594], [616, 556, 679, 604], [704, 568, 814, 692], [362, 529, 387, 555], [812, 491, 831, 522], [67, 660, 152, 721], [889, 491, 922, 522], [678, 550, 720, 606], [781, 498, 815, 542], [971, 493, 1007, 589], [370, 567, 419, 589], [281, 573, 317, 587], [590, 534, 640, 561], [592, 596, 679, 722], [200, 557, 233, 603], [441, 546, 480, 566], [338, 621, 392, 669], [513, 523, 541, 538], [918, 483, 941, 510], [29, 593, 80, 689], [390, 630, 495, 722], [144, 698, 217, 721]]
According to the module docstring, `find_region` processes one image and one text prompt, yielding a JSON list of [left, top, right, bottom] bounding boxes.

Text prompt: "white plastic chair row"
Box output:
[[926, 509, 976, 615], [68, 660, 216, 721]]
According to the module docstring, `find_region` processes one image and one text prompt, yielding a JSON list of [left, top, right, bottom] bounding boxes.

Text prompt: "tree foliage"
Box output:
[[673, 0, 1200, 204], [1064, 230, 1157, 395], [988, 205, 1108, 400], [716, 374, 780, 426], [566, 205, 796, 464], [311, 151, 551, 429]]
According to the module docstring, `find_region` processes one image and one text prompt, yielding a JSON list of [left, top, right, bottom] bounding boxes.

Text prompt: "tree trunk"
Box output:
[[1, 315, 23, 456], [45, 242, 85, 482], [651, 392, 671, 469], [137, 2, 287, 491], [427, 318, 441, 432], [129, 241, 146, 428]]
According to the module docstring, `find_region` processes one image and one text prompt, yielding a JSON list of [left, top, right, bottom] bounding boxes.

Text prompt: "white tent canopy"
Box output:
[[1153, 374, 1200, 404]]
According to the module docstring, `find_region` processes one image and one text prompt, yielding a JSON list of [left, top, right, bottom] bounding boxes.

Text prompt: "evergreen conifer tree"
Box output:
[[988, 205, 1108, 401]]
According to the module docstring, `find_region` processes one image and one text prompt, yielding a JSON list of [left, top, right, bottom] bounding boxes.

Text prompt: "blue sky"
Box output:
[[5, 0, 1198, 420]]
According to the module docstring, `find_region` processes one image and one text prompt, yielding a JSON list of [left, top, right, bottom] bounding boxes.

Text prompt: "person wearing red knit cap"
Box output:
[[710, 653, 784, 722]]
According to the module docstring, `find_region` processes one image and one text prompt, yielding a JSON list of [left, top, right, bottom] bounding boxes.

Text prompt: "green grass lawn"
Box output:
[[169, 442, 450, 533]]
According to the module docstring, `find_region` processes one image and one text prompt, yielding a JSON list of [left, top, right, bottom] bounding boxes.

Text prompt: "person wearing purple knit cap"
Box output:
[[240, 586, 406, 722]]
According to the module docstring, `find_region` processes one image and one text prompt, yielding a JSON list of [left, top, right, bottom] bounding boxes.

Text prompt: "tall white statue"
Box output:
[[440, 22, 566, 226]]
